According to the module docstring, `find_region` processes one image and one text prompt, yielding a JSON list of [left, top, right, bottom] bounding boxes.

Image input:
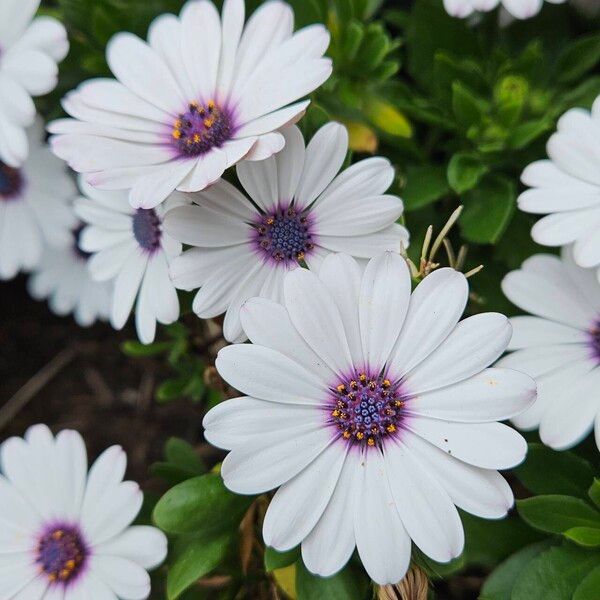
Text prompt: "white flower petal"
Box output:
[[263, 442, 346, 551], [359, 252, 411, 372], [237, 155, 278, 212], [508, 315, 588, 349], [405, 368, 536, 423], [385, 441, 464, 563], [404, 313, 512, 393], [294, 123, 347, 211], [90, 555, 150, 600], [216, 344, 328, 405], [284, 268, 353, 378], [406, 418, 527, 470], [221, 426, 332, 495], [110, 250, 148, 330], [354, 449, 411, 586], [95, 526, 167, 570], [389, 268, 469, 378]]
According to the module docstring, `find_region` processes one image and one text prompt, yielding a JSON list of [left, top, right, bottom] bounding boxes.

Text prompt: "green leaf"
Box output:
[[402, 165, 450, 210], [480, 541, 553, 600], [121, 340, 171, 357], [517, 495, 600, 535], [342, 20, 364, 62], [165, 438, 205, 475], [359, 24, 391, 72], [295, 561, 369, 600], [461, 511, 543, 568], [153, 474, 254, 536], [564, 527, 600, 548], [460, 175, 515, 244], [264, 547, 300, 572], [574, 565, 600, 600], [167, 532, 232, 600], [452, 82, 488, 128], [507, 119, 552, 150], [156, 377, 189, 403], [557, 35, 600, 83], [512, 544, 600, 600], [447, 152, 488, 194], [589, 479, 600, 509], [515, 444, 595, 499]]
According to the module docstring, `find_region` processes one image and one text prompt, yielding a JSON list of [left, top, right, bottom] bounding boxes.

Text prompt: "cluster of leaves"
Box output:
[[482, 444, 600, 600]]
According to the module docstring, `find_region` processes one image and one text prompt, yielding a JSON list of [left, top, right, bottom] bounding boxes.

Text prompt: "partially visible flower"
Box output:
[[517, 97, 600, 283], [0, 121, 76, 280], [74, 177, 186, 343], [49, 0, 332, 209], [165, 123, 409, 342], [499, 249, 600, 451], [0, 424, 167, 599], [28, 222, 112, 327], [443, 0, 565, 19], [204, 252, 535, 585], [0, 0, 68, 166]]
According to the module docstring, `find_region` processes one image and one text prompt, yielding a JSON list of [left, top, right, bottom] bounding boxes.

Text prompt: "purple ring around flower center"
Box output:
[[171, 100, 233, 157], [36, 523, 88, 585], [328, 370, 405, 448], [252, 204, 315, 267], [0, 162, 24, 201], [589, 319, 600, 364], [133, 208, 162, 253]]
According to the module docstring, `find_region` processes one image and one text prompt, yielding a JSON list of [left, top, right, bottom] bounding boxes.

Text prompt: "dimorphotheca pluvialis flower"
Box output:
[[0, 424, 167, 599], [517, 96, 600, 283], [74, 178, 187, 343], [443, 0, 565, 19], [0, 121, 76, 280], [0, 0, 68, 166], [48, 0, 332, 209], [28, 221, 112, 327], [204, 252, 535, 584], [499, 249, 600, 451], [165, 123, 409, 342]]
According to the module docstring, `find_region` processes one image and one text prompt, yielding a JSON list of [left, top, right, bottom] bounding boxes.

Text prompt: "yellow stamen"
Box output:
[[386, 424, 396, 433], [367, 437, 375, 446], [336, 384, 346, 393]]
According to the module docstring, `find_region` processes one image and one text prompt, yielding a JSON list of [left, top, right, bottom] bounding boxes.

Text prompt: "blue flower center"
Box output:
[[172, 100, 233, 157], [133, 208, 161, 252], [330, 372, 404, 448], [37, 526, 87, 584], [0, 162, 23, 200], [254, 207, 314, 264]]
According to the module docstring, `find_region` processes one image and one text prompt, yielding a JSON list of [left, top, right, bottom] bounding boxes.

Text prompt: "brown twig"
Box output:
[[0, 345, 79, 431]]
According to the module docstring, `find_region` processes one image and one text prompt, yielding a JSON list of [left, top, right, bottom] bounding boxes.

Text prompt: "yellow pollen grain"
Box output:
[[367, 438, 375, 446], [394, 400, 403, 408], [383, 379, 391, 388], [204, 118, 214, 128], [296, 251, 305, 261], [208, 100, 215, 109], [193, 134, 201, 143], [52, 531, 64, 540], [331, 409, 340, 418], [350, 380, 358, 389], [336, 384, 346, 393], [359, 373, 367, 382], [387, 424, 396, 433], [356, 432, 364, 440], [343, 431, 351, 439], [266, 217, 275, 225], [172, 130, 181, 140]]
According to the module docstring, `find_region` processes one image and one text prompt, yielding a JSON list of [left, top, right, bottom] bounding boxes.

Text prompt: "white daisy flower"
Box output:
[[517, 97, 600, 283], [499, 249, 600, 452], [203, 252, 535, 585], [0, 121, 76, 280], [74, 178, 187, 344], [48, 0, 332, 210], [443, 0, 565, 19], [28, 223, 112, 327], [164, 123, 409, 343], [0, 0, 68, 166], [0, 424, 167, 599]]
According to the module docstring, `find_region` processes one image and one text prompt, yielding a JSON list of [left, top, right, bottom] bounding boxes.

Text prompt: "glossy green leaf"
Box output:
[[589, 479, 600, 509], [452, 82, 488, 128], [515, 444, 595, 499], [557, 34, 600, 83], [447, 152, 488, 194], [573, 565, 600, 600], [460, 175, 515, 244], [296, 561, 369, 600], [480, 541, 553, 600], [402, 165, 450, 210], [167, 532, 232, 600], [512, 544, 599, 600], [564, 527, 600, 548], [517, 495, 600, 535], [153, 474, 254, 536], [264, 547, 300, 572]]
